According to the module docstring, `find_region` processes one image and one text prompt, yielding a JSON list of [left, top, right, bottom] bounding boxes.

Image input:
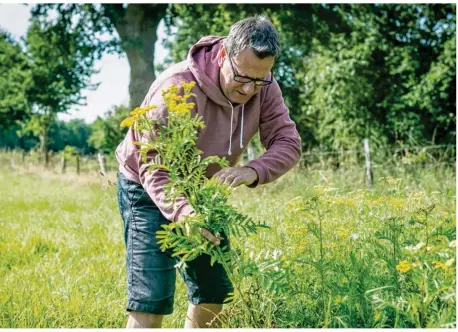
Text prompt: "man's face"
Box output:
[[218, 46, 275, 104]]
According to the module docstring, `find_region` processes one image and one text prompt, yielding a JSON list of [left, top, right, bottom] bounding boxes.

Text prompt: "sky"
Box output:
[[0, 3, 170, 124]]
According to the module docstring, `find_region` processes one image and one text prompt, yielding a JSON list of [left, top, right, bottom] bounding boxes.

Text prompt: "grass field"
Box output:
[[0, 159, 455, 327]]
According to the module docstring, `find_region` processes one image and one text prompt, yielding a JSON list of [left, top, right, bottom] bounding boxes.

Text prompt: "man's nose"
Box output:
[[241, 81, 255, 95]]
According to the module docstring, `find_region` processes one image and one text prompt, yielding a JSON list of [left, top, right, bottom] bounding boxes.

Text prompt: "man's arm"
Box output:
[[244, 80, 302, 187], [213, 81, 300, 189]]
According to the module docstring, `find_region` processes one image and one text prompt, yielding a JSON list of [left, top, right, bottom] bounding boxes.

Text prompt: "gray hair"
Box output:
[[223, 16, 281, 59]]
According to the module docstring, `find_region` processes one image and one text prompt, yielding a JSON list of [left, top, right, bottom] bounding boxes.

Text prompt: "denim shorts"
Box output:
[[117, 172, 233, 315]]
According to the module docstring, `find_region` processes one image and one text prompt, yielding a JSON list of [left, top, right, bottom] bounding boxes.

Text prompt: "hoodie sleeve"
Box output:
[[134, 81, 195, 222], [245, 80, 302, 187]]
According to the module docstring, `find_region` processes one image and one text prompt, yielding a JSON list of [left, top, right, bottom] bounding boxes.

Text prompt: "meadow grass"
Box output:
[[0, 160, 455, 327]]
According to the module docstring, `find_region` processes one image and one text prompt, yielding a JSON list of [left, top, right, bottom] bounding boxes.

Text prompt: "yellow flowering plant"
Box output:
[[120, 81, 272, 270]]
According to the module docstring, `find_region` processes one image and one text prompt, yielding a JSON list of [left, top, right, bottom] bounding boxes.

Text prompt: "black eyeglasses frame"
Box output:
[[227, 56, 273, 87]]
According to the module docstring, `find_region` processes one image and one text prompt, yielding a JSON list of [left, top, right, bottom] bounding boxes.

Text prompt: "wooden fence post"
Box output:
[[247, 141, 257, 162], [61, 154, 66, 174], [76, 155, 80, 175], [10, 149, 16, 169], [364, 138, 373, 188], [97, 152, 106, 176]]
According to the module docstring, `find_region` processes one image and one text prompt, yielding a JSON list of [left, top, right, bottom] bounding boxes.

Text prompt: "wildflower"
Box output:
[[386, 176, 402, 186], [449, 240, 456, 248], [433, 261, 447, 270], [296, 239, 307, 252], [388, 198, 404, 209], [130, 105, 155, 118], [338, 229, 349, 239], [350, 233, 359, 241], [313, 186, 325, 196], [181, 80, 196, 94], [396, 260, 411, 273], [411, 192, 425, 201], [120, 117, 135, 128], [173, 102, 195, 115], [335, 296, 344, 304], [414, 214, 427, 222]]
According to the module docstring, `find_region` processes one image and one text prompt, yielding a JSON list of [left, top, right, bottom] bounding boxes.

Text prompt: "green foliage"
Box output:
[[88, 104, 130, 153], [48, 119, 93, 154], [0, 30, 32, 129], [25, 18, 98, 114], [16, 16, 99, 161], [31, 3, 168, 108], [162, 4, 456, 150]]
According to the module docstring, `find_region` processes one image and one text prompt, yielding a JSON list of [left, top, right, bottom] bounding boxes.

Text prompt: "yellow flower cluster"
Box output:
[[433, 261, 447, 270], [386, 176, 402, 186], [120, 81, 197, 129], [329, 196, 357, 207], [162, 81, 196, 116], [120, 105, 157, 128], [388, 197, 405, 209], [433, 258, 455, 271], [337, 229, 349, 239], [396, 260, 411, 273]]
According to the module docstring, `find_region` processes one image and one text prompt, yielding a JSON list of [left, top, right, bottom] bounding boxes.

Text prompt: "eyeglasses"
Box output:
[[228, 56, 273, 87]]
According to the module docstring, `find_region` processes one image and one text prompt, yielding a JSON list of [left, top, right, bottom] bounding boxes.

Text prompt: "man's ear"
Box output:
[[217, 44, 226, 68]]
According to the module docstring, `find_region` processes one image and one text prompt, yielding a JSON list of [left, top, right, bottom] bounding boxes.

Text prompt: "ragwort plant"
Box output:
[[279, 177, 455, 328]]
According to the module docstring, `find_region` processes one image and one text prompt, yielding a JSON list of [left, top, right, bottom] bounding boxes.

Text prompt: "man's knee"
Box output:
[[127, 311, 164, 328], [185, 303, 224, 328]]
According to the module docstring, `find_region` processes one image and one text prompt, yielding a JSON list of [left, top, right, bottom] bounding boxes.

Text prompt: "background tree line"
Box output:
[[0, 3, 455, 161]]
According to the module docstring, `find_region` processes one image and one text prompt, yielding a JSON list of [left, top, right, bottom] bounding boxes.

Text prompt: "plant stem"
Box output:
[[215, 247, 261, 328]]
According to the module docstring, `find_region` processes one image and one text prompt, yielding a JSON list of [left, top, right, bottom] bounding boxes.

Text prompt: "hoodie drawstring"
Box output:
[[240, 104, 244, 149], [227, 101, 245, 156], [227, 101, 234, 156]]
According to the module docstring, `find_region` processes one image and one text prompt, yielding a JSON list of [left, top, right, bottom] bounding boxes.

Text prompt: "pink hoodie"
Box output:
[[115, 36, 302, 222]]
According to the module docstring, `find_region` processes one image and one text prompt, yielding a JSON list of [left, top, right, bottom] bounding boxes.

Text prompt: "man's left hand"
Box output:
[[212, 166, 258, 188]]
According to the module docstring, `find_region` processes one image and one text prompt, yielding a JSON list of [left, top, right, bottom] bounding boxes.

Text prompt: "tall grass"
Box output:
[[0, 155, 455, 327]]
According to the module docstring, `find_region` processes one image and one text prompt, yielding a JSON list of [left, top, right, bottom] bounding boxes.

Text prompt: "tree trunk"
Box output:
[[110, 4, 168, 108]]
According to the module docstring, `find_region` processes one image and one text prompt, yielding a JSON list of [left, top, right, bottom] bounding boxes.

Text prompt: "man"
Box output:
[[116, 16, 301, 328]]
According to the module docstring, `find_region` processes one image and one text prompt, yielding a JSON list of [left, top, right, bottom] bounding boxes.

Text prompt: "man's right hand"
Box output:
[[177, 212, 221, 246]]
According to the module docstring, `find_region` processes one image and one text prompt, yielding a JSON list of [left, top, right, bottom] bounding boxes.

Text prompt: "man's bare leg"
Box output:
[[184, 303, 223, 328], [126, 311, 164, 328]]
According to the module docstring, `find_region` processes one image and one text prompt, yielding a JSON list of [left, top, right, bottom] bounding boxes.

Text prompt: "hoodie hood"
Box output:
[[187, 36, 233, 108], [188, 36, 246, 155]]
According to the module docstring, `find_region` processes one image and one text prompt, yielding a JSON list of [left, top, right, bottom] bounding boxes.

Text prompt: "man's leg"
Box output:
[[127, 311, 164, 328], [184, 303, 223, 328], [117, 173, 177, 328]]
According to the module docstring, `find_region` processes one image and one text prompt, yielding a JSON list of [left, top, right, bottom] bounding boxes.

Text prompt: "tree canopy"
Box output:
[[163, 3, 456, 149], [0, 30, 31, 129], [0, 4, 455, 156]]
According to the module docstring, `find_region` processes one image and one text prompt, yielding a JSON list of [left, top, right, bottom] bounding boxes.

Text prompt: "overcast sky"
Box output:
[[0, 3, 170, 124]]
